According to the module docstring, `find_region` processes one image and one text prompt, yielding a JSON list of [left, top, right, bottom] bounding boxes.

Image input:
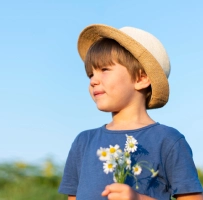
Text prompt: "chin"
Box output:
[[97, 105, 117, 113], [97, 107, 110, 112]]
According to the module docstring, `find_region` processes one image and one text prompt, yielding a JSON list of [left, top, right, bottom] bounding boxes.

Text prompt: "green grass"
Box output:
[[0, 161, 67, 200], [0, 177, 67, 200]]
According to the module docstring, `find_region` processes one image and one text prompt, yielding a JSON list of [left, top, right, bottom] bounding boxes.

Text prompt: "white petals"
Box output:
[[97, 147, 109, 161], [103, 160, 116, 174], [109, 144, 120, 158], [125, 134, 138, 153], [132, 164, 142, 176], [96, 135, 157, 187]]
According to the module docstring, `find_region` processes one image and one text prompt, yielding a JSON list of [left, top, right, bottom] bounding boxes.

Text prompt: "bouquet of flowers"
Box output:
[[97, 134, 158, 189]]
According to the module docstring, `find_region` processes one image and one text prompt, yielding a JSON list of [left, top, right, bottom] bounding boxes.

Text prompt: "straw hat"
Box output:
[[77, 24, 171, 109]]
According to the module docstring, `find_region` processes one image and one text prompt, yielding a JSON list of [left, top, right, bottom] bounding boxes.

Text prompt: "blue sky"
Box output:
[[0, 0, 203, 167]]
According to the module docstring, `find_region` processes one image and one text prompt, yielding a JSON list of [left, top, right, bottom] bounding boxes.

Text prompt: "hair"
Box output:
[[84, 38, 151, 103]]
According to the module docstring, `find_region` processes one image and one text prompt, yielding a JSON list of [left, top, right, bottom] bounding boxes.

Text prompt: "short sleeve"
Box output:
[[165, 137, 203, 196], [58, 137, 82, 195]]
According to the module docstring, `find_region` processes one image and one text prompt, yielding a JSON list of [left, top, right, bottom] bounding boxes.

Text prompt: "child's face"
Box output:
[[89, 62, 137, 112]]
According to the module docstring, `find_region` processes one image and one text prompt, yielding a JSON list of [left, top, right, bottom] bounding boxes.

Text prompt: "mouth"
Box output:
[[93, 91, 105, 97]]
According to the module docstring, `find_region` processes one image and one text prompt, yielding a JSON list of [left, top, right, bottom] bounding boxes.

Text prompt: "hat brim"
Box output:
[[77, 24, 169, 109]]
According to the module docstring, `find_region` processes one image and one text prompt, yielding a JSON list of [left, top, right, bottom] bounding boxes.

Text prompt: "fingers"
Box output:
[[101, 188, 110, 196], [102, 183, 156, 200], [107, 192, 124, 200], [106, 183, 129, 193], [101, 183, 130, 196]]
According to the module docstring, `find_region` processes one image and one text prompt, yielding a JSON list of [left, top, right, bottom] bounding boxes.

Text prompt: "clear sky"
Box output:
[[0, 0, 203, 167]]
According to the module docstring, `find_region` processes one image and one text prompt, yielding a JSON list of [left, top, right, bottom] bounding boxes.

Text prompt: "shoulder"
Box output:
[[148, 123, 186, 153], [67, 126, 104, 160], [155, 123, 184, 141], [75, 126, 104, 141], [71, 126, 104, 149]]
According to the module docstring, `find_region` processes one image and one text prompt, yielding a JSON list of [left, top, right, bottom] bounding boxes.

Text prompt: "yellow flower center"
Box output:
[[102, 151, 107, 157], [108, 164, 113, 169], [129, 143, 134, 148], [110, 148, 116, 153], [134, 167, 139, 172]]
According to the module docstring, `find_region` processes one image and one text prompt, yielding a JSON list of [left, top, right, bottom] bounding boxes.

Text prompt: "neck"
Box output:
[[106, 100, 155, 131]]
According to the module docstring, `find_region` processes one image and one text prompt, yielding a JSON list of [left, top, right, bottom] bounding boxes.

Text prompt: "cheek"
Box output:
[[89, 86, 95, 100]]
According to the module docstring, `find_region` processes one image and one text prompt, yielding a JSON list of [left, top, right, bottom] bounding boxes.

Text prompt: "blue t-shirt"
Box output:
[[58, 123, 203, 199]]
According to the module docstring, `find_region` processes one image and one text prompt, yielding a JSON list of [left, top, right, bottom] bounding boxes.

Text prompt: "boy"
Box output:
[[58, 24, 203, 200]]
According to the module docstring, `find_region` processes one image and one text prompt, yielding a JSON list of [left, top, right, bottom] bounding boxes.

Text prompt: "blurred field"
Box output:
[[0, 159, 67, 200], [0, 160, 202, 200]]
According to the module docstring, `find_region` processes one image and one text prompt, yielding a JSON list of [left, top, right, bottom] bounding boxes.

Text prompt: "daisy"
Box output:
[[109, 144, 120, 154], [125, 135, 138, 153], [108, 144, 120, 159], [97, 147, 109, 161], [126, 134, 137, 144], [103, 160, 116, 174], [125, 141, 138, 153], [96, 136, 157, 187], [132, 164, 142, 176]]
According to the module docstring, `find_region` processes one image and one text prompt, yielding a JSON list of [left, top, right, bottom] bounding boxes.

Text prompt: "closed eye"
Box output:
[[88, 73, 93, 79], [101, 67, 109, 71], [88, 74, 93, 78]]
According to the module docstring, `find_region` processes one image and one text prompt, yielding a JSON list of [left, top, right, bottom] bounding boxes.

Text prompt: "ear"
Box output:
[[134, 70, 151, 90]]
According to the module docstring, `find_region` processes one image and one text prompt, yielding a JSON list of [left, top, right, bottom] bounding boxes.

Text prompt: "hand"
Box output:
[[101, 183, 137, 200], [101, 183, 156, 200]]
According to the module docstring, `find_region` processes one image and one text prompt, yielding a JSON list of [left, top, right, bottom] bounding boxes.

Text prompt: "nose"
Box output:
[[90, 72, 100, 87]]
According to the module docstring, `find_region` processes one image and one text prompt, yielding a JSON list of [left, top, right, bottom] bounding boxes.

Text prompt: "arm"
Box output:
[[176, 193, 203, 200], [164, 138, 203, 199], [68, 195, 76, 200], [102, 183, 156, 200], [59, 136, 81, 198]]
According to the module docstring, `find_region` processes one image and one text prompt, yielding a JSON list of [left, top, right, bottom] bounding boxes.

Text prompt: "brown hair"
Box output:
[[85, 38, 151, 102]]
